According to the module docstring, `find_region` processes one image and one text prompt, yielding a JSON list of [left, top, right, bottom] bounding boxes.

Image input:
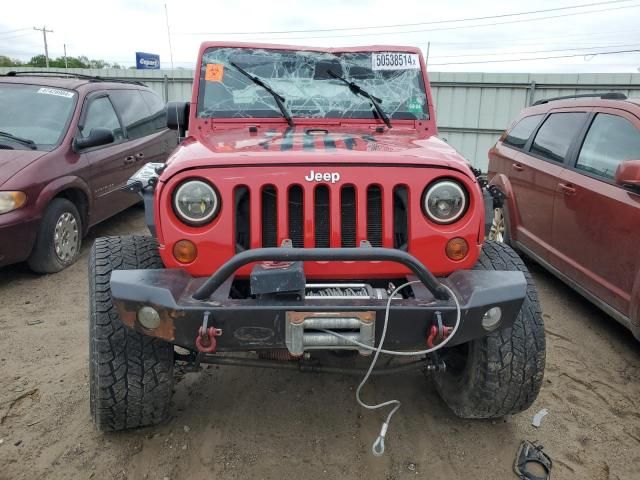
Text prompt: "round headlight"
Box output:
[[423, 180, 467, 224], [173, 179, 220, 226]]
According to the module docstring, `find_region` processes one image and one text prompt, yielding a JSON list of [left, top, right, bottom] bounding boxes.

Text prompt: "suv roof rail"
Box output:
[[533, 92, 627, 106], [3, 71, 146, 86]]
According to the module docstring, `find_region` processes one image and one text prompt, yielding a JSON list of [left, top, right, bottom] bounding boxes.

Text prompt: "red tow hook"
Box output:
[[426, 311, 453, 348], [195, 311, 222, 353]]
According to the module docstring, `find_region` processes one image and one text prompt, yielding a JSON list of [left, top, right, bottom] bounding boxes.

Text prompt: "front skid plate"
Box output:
[[109, 269, 526, 352]]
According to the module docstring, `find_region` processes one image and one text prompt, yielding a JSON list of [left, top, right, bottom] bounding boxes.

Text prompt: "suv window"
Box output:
[[530, 112, 587, 162], [503, 114, 543, 149], [576, 113, 640, 180], [109, 90, 156, 140], [140, 90, 167, 131], [81, 96, 124, 141]]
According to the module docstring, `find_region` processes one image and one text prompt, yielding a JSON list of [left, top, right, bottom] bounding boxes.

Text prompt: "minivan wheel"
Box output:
[[28, 198, 82, 273]]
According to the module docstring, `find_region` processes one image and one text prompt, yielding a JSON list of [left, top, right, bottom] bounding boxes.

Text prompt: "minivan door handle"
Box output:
[[558, 183, 576, 195], [124, 155, 135, 165], [513, 163, 525, 171]]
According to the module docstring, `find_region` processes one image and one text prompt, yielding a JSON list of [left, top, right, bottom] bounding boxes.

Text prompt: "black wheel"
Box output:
[[433, 240, 545, 418], [28, 198, 82, 273], [89, 235, 174, 431]]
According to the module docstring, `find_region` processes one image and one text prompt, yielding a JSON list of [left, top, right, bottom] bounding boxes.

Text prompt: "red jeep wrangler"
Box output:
[[88, 43, 545, 450]]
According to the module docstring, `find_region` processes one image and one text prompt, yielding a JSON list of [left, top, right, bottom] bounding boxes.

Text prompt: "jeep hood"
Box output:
[[162, 126, 473, 179], [0, 148, 48, 186]]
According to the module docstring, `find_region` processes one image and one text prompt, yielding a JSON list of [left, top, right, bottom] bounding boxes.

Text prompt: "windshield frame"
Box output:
[[194, 44, 430, 124], [0, 82, 79, 151]]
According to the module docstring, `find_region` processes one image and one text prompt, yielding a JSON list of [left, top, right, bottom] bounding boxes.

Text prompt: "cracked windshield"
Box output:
[[197, 47, 429, 121]]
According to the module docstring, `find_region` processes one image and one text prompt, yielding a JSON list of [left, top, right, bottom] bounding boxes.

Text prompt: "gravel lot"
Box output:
[[0, 206, 638, 480]]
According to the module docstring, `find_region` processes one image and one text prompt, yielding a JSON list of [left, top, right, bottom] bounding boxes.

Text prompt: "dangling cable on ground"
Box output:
[[321, 281, 462, 456]]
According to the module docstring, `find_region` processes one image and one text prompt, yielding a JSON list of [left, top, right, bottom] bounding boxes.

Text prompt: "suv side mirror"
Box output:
[[73, 127, 114, 151], [615, 160, 640, 188], [166, 101, 190, 136]]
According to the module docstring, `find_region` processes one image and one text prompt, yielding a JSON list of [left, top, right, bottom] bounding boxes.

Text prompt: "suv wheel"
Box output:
[[89, 235, 174, 431], [28, 198, 82, 273], [433, 241, 545, 418], [487, 207, 509, 243]]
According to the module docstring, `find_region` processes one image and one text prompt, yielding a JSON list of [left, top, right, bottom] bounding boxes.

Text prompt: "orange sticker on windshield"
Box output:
[[205, 63, 224, 82]]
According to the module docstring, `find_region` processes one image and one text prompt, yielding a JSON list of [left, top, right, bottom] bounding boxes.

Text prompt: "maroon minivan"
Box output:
[[487, 93, 640, 339], [0, 72, 176, 272]]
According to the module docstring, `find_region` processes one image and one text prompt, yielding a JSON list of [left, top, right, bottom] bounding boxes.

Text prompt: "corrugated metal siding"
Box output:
[[2, 67, 639, 170]]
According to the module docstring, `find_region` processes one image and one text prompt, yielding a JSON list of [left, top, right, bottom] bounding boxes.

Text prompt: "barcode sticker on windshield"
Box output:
[[37, 87, 74, 98], [372, 53, 420, 70]]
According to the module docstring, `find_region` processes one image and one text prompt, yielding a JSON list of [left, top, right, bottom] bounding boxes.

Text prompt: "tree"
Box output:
[[0, 55, 23, 67]]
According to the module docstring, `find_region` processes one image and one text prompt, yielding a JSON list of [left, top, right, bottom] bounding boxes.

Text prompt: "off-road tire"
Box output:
[[89, 235, 174, 431], [433, 240, 545, 418], [28, 198, 82, 273]]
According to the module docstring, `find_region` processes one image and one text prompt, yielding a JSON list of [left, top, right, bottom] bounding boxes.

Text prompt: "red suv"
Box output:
[[0, 72, 176, 272], [488, 93, 640, 339]]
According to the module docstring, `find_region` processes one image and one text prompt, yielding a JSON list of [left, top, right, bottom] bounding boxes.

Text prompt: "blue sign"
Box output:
[[135, 52, 160, 70]]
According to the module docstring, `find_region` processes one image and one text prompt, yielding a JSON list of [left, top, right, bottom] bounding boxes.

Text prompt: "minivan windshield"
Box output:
[[197, 47, 429, 122], [0, 83, 77, 150]]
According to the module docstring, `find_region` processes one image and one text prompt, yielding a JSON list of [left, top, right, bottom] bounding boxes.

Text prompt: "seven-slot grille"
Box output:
[[234, 184, 408, 252]]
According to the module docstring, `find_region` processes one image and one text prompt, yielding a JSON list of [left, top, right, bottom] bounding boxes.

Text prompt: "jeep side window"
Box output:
[[503, 114, 543, 149], [81, 96, 124, 141], [530, 112, 587, 163], [576, 113, 640, 180], [109, 90, 156, 140]]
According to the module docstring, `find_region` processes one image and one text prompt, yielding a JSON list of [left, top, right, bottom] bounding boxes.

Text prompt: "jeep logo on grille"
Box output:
[[304, 170, 341, 184]]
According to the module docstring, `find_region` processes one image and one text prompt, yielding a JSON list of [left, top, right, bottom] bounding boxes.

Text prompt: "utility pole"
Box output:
[[63, 43, 68, 68], [33, 26, 53, 68], [425, 41, 431, 67]]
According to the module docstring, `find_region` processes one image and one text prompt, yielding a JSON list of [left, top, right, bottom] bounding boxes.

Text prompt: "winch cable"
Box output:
[[320, 281, 462, 456]]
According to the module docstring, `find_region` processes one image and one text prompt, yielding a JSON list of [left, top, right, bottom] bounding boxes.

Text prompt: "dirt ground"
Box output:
[[0, 206, 638, 480]]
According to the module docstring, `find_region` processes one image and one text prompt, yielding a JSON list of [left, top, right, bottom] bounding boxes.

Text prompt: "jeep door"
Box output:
[[551, 109, 640, 317], [509, 109, 590, 261], [78, 92, 139, 224]]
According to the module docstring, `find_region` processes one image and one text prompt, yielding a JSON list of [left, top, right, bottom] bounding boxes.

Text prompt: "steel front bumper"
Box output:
[[109, 247, 526, 353]]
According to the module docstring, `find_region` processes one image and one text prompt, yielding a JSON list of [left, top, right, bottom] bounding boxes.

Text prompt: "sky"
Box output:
[[1, 0, 639, 73]]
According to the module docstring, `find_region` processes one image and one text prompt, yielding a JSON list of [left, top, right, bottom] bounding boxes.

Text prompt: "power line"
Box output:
[[240, 3, 640, 42], [176, 0, 634, 35], [430, 42, 640, 59], [430, 48, 640, 65], [0, 27, 31, 36]]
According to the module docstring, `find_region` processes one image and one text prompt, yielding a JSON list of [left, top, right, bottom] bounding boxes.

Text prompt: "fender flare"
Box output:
[[36, 176, 93, 232]]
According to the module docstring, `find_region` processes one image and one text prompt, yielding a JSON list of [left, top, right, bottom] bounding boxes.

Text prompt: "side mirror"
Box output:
[[74, 127, 114, 151], [615, 160, 640, 188], [166, 101, 190, 136]]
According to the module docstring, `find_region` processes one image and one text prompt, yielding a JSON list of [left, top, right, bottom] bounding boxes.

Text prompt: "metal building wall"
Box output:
[[2, 67, 639, 170]]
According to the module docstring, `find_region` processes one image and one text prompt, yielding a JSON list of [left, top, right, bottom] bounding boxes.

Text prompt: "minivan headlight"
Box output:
[[0, 191, 27, 214], [172, 179, 219, 226], [423, 180, 467, 224]]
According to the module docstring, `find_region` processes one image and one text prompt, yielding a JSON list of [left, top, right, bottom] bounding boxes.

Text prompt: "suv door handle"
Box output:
[[124, 155, 135, 165], [558, 183, 576, 195], [513, 163, 525, 171]]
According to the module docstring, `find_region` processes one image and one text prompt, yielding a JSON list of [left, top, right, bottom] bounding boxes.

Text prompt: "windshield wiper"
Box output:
[[0, 131, 37, 150], [230, 61, 294, 128], [327, 70, 392, 129]]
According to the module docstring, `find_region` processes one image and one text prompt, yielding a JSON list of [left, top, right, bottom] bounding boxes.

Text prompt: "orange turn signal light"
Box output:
[[173, 240, 197, 264], [446, 237, 469, 261]]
